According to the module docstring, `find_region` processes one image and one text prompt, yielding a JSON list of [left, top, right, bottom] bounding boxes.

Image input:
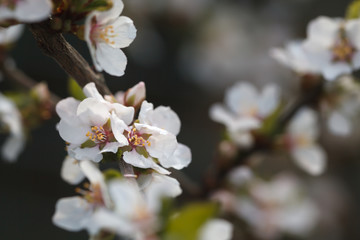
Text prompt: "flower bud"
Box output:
[[124, 81, 146, 108]]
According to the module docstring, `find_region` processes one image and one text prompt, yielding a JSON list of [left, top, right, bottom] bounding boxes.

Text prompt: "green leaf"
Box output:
[[68, 78, 86, 101], [258, 102, 284, 136], [346, 0, 360, 19], [162, 202, 218, 240], [81, 139, 97, 148]]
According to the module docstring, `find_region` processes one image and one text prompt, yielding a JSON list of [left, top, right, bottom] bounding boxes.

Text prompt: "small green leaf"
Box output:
[[163, 202, 218, 240], [346, 0, 360, 19], [68, 78, 86, 101], [258, 102, 284, 136], [81, 139, 97, 148]]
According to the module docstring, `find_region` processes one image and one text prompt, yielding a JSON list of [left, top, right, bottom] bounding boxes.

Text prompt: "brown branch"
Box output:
[[29, 21, 111, 96]]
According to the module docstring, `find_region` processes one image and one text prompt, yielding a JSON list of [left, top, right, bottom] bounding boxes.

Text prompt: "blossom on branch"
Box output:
[[0, 24, 24, 45], [85, 0, 136, 76], [0, 0, 52, 23], [210, 82, 280, 147]]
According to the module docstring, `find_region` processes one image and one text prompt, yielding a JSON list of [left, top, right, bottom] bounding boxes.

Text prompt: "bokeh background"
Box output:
[[1, 0, 360, 239]]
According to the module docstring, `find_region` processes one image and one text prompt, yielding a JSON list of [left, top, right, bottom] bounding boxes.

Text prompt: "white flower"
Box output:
[[270, 40, 321, 75], [303, 16, 360, 81], [198, 219, 233, 240], [235, 173, 319, 240], [210, 82, 280, 147], [61, 156, 85, 185], [56, 83, 134, 162], [0, 93, 25, 162], [84, 0, 136, 76], [121, 100, 192, 174], [286, 108, 326, 175], [0, 0, 52, 23], [0, 24, 24, 45]]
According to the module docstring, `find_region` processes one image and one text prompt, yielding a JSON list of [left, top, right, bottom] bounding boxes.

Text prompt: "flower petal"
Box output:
[[68, 145, 103, 162], [82, 83, 105, 101], [111, 103, 134, 125], [258, 84, 280, 118], [56, 97, 81, 125], [95, 42, 127, 76], [345, 18, 360, 50], [321, 62, 352, 81], [306, 16, 341, 48], [105, 16, 136, 48], [292, 145, 327, 175], [123, 150, 170, 174], [327, 111, 351, 136], [61, 156, 85, 185], [77, 98, 110, 126], [57, 120, 89, 144], [110, 112, 130, 146], [164, 143, 191, 170], [95, 0, 124, 24], [225, 82, 258, 115], [198, 219, 233, 240]]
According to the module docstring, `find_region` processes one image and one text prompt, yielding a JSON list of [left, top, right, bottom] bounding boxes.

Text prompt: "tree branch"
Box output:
[[29, 21, 111, 96]]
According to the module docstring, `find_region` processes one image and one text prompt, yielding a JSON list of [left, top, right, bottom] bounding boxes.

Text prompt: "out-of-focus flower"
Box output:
[[121, 100, 191, 174], [0, 93, 25, 162], [0, 0, 52, 23], [198, 218, 233, 240], [210, 82, 280, 147], [56, 83, 134, 162], [303, 16, 360, 81], [84, 0, 136, 76], [235, 173, 319, 240], [0, 24, 24, 45], [285, 108, 326, 175], [270, 40, 321, 75], [61, 156, 85, 185]]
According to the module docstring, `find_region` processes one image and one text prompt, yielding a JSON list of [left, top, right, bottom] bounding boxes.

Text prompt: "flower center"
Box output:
[[90, 18, 116, 46], [76, 183, 104, 207], [127, 127, 151, 148], [332, 37, 355, 63], [86, 126, 108, 143]]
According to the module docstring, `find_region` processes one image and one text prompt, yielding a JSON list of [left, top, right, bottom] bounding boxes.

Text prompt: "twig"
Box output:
[[29, 21, 111, 96]]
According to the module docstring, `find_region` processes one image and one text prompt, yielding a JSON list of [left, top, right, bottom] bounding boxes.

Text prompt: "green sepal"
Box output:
[[103, 169, 122, 181], [162, 202, 219, 240], [116, 145, 132, 158], [68, 78, 86, 101], [346, 0, 360, 19], [258, 102, 285, 136], [136, 146, 149, 158], [81, 139, 97, 148]]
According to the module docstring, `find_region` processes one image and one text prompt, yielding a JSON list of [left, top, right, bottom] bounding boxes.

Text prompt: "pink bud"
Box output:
[[124, 81, 146, 107]]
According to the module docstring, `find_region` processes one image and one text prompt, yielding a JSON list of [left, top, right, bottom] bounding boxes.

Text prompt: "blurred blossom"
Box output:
[[0, 24, 24, 46], [303, 16, 360, 81], [61, 156, 85, 185], [210, 82, 280, 147], [285, 108, 326, 175], [235, 173, 319, 240], [0, 92, 25, 162], [0, 0, 52, 23], [227, 166, 253, 187], [84, 0, 136, 76], [198, 218, 233, 240], [179, 5, 290, 91]]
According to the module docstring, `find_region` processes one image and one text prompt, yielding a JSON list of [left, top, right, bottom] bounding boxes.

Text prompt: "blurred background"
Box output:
[[1, 0, 359, 239]]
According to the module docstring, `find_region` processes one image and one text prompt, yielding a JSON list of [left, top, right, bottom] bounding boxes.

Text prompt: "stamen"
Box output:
[[86, 126, 108, 143]]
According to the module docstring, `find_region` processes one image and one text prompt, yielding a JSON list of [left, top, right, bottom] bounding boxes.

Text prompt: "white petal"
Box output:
[[139, 101, 181, 135], [95, 42, 127, 77], [345, 18, 360, 50], [56, 97, 81, 125], [166, 143, 191, 170], [69, 145, 103, 162], [95, 0, 124, 24], [77, 98, 110, 126], [13, 0, 52, 22], [198, 219, 233, 240], [352, 51, 360, 69], [258, 84, 280, 118], [306, 16, 341, 48], [52, 197, 92, 232], [288, 108, 318, 140], [79, 160, 103, 184], [111, 103, 134, 125], [105, 16, 136, 48], [124, 81, 146, 107], [146, 132, 178, 165], [0, 24, 24, 44], [322, 62, 352, 81], [327, 111, 351, 136], [110, 112, 130, 146], [61, 156, 85, 185], [292, 145, 327, 175], [225, 82, 258, 115], [100, 142, 122, 153], [139, 173, 182, 213], [57, 120, 89, 144], [2, 134, 24, 162], [122, 150, 170, 174], [82, 83, 105, 101]]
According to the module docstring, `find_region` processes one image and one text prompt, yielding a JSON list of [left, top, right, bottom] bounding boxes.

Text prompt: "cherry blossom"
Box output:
[[210, 82, 280, 147], [0, 24, 24, 45], [84, 0, 136, 76], [198, 218, 233, 240], [0, 0, 52, 23], [60, 156, 85, 185], [0, 93, 25, 162], [303, 16, 360, 81], [285, 108, 326, 175], [120, 100, 192, 174], [56, 83, 134, 162]]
